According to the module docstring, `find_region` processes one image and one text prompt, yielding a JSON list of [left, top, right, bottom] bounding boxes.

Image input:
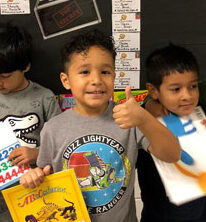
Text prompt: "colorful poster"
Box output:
[[59, 94, 75, 111], [113, 90, 148, 105]]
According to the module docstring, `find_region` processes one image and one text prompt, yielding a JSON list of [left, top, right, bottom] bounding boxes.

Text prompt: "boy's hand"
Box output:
[[8, 146, 39, 166], [20, 165, 51, 188], [145, 98, 168, 117], [113, 85, 145, 129]]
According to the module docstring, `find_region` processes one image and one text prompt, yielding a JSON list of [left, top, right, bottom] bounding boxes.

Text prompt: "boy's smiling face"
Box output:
[[0, 68, 29, 94], [151, 71, 199, 116], [60, 46, 116, 116]]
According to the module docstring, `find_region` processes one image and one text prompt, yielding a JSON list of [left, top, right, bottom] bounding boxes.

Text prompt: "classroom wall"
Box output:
[[1, 0, 206, 94], [140, 0, 206, 87], [1, 1, 206, 220], [0, 0, 112, 94]]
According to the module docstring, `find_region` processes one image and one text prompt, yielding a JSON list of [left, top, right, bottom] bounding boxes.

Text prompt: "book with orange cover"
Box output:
[[2, 169, 91, 222]]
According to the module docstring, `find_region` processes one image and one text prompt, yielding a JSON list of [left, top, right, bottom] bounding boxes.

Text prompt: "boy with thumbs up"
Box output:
[[20, 30, 180, 222]]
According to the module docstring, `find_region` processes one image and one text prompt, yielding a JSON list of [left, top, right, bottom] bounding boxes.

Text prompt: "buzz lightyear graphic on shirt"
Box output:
[[62, 134, 131, 214]]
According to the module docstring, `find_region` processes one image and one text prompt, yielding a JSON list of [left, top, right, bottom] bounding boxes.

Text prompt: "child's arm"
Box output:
[[8, 147, 39, 166], [20, 165, 51, 188], [201, 119, 206, 127], [113, 85, 181, 163]]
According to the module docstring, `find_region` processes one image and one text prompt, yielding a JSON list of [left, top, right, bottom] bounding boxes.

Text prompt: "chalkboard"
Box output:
[[140, 0, 206, 88], [1, 0, 206, 93], [0, 0, 112, 94]]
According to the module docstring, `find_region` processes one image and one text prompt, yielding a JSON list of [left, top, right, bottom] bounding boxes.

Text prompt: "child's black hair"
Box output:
[[146, 43, 199, 89], [0, 22, 32, 74], [61, 29, 116, 73]]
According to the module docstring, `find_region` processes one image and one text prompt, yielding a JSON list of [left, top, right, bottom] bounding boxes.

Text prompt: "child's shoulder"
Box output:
[[30, 81, 54, 95], [45, 109, 72, 126]]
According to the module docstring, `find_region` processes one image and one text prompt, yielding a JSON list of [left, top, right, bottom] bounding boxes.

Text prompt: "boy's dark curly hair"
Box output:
[[0, 22, 32, 74], [61, 29, 116, 73]]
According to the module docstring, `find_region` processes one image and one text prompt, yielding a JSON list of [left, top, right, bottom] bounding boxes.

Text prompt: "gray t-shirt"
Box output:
[[0, 80, 61, 148], [37, 101, 149, 222]]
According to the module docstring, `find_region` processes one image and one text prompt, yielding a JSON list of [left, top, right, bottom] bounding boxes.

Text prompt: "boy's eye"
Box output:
[[191, 83, 198, 89], [101, 70, 111, 74], [0, 74, 12, 78], [170, 88, 180, 92], [80, 70, 89, 74]]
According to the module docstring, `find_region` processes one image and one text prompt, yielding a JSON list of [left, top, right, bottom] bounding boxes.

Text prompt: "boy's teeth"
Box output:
[[89, 91, 103, 94]]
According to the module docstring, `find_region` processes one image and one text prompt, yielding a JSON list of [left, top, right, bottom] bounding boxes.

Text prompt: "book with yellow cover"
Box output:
[[2, 169, 91, 222]]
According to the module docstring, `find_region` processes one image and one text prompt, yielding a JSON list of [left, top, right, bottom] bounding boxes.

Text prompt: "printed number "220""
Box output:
[[0, 144, 20, 161]]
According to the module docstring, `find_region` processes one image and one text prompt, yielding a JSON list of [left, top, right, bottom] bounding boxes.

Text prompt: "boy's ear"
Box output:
[[146, 83, 159, 100], [23, 64, 31, 73], [60, 72, 71, 90]]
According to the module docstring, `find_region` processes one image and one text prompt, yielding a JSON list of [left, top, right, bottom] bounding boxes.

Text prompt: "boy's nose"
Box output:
[[181, 88, 192, 100], [91, 72, 102, 84]]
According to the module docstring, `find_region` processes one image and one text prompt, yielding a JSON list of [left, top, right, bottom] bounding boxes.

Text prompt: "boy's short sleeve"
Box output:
[[141, 136, 150, 151], [43, 91, 61, 121], [136, 127, 150, 151], [36, 123, 53, 168]]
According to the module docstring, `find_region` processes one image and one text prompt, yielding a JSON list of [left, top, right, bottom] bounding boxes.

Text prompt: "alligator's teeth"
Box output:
[[16, 131, 21, 137]]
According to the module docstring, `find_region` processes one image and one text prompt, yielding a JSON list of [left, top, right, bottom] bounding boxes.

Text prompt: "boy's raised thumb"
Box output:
[[43, 165, 51, 176], [125, 85, 133, 101]]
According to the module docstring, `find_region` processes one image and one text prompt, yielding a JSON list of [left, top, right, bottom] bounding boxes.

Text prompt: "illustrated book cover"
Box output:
[[152, 106, 206, 205], [0, 121, 29, 190], [2, 169, 91, 222]]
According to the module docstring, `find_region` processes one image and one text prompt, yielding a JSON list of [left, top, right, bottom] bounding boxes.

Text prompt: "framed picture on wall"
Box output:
[[34, 0, 102, 39]]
